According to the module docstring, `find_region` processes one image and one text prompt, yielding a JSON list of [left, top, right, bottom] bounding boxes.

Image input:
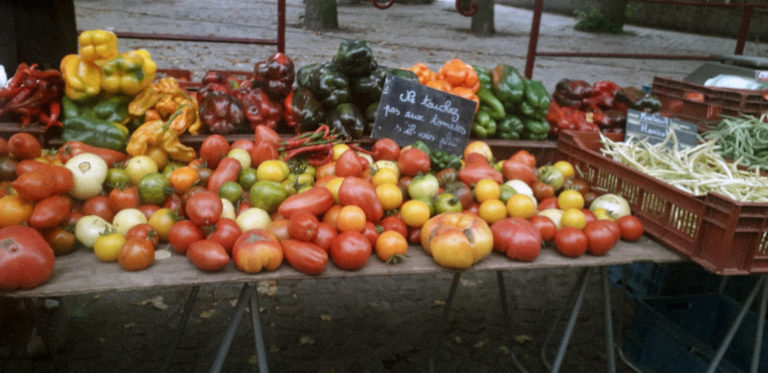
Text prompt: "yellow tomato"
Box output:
[[332, 144, 351, 161], [400, 200, 431, 227], [553, 160, 576, 180], [371, 167, 399, 186], [463, 140, 493, 161], [474, 179, 501, 203], [375, 184, 403, 210], [506, 194, 536, 219], [325, 177, 345, 203], [124, 155, 158, 185], [93, 232, 126, 262], [257, 160, 289, 182], [478, 199, 507, 224], [557, 189, 585, 210], [146, 146, 169, 171], [592, 208, 614, 221], [560, 208, 586, 229], [148, 208, 178, 241]]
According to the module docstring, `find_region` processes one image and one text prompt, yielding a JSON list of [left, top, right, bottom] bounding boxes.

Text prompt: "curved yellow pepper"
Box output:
[[128, 78, 202, 135], [126, 118, 196, 163], [101, 50, 157, 96], [77, 30, 119, 64], [60, 54, 102, 101]]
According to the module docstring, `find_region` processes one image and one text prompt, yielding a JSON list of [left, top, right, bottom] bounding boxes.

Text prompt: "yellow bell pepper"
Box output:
[[60, 54, 102, 101], [128, 78, 202, 135], [77, 30, 119, 64], [101, 50, 157, 96], [126, 116, 196, 163]]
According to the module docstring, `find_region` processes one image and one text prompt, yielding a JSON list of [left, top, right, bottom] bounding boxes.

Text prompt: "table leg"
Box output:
[[496, 271, 530, 373], [249, 285, 269, 373], [161, 285, 199, 373], [751, 274, 768, 373], [707, 275, 767, 373], [600, 267, 616, 373], [541, 267, 589, 370], [550, 267, 590, 373], [428, 272, 462, 373], [210, 283, 252, 373]]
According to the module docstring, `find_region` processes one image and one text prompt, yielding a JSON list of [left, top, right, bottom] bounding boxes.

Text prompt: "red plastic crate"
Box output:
[[651, 76, 768, 132], [557, 130, 768, 275]]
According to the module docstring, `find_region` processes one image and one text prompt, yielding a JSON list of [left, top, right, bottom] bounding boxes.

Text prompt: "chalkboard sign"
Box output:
[[370, 75, 476, 155], [624, 109, 698, 149]]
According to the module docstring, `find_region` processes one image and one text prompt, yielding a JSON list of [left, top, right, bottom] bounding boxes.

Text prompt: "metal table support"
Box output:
[[161, 285, 200, 373], [210, 283, 269, 373], [540, 267, 616, 373]]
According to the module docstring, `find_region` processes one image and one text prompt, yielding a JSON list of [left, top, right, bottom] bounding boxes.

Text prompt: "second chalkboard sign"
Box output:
[[624, 109, 699, 149], [370, 75, 476, 155]]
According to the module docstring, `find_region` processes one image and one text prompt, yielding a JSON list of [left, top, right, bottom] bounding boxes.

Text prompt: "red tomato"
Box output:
[[554, 227, 588, 258], [82, 195, 115, 222], [15, 159, 48, 176], [330, 231, 372, 270], [230, 139, 255, 155], [45, 227, 76, 256], [118, 238, 155, 271], [208, 218, 242, 253], [532, 181, 555, 201], [529, 215, 557, 242], [163, 193, 185, 218], [207, 157, 241, 194], [397, 148, 430, 177], [312, 222, 337, 252], [617, 215, 644, 242], [491, 217, 542, 262], [186, 239, 230, 271], [0, 137, 8, 156], [0, 226, 55, 289], [582, 208, 597, 226], [407, 227, 421, 244], [371, 138, 400, 161], [28, 194, 71, 229], [361, 221, 380, 246], [603, 219, 622, 242], [8, 133, 41, 160], [138, 204, 160, 220], [288, 211, 319, 241], [126, 223, 160, 247], [185, 191, 222, 226], [109, 186, 139, 212], [380, 215, 407, 237], [538, 197, 559, 211], [267, 218, 290, 241], [282, 239, 328, 275], [199, 134, 230, 169], [584, 220, 618, 256], [502, 160, 537, 187], [335, 149, 364, 177], [168, 220, 204, 254], [509, 150, 537, 168]]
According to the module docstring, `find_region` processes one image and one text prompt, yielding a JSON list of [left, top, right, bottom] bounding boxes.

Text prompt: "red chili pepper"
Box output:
[[282, 143, 333, 161]]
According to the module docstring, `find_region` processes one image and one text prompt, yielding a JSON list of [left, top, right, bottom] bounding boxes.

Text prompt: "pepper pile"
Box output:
[[468, 64, 551, 140], [547, 79, 662, 137], [288, 39, 417, 138], [0, 64, 64, 129]]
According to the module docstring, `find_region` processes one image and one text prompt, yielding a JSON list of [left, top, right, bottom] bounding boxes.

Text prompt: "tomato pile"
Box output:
[[0, 124, 646, 290]]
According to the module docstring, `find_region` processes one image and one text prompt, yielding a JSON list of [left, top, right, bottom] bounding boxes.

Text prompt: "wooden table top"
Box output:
[[1, 235, 684, 298]]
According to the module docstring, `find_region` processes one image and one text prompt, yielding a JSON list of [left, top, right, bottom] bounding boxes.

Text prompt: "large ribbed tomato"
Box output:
[[419, 212, 493, 269], [0, 226, 55, 289]]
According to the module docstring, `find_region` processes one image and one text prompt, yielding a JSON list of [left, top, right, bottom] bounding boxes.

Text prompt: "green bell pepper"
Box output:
[[492, 64, 525, 110], [380, 66, 418, 82], [472, 106, 497, 139], [290, 86, 326, 132], [296, 63, 316, 89], [61, 95, 132, 151], [309, 63, 351, 108], [430, 148, 462, 172], [497, 115, 524, 140], [520, 78, 551, 118], [409, 140, 431, 155], [326, 103, 365, 139], [332, 39, 377, 77], [521, 116, 550, 140], [477, 88, 505, 120], [472, 65, 493, 91]]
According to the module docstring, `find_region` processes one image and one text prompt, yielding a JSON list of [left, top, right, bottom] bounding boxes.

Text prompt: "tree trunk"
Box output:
[[598, 0, 627, 29], [305, 0, 338, 30], [471, 0, 495, 35]]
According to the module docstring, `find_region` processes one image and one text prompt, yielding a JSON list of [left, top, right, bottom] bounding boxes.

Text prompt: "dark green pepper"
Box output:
[[497, 115, 524, 140], [350, 72, 384, 108], [309, 63, 350, 108], [430, 148, 462, 172], [332, 39, 377, 77], [521, 78, 551, 117], [477, 88, 505, 120], [289, 86, 325, 132], [295, 63, 316, 89], [326, 103, 365, 138], [472, 65, 493, 91], [492, 64, 525, 110], [521, 116, 550, 140], [61, 95, 131, 151], [380, 66, 418, 82], [472, 106, 497, 139], [364, 102, 378, 128]]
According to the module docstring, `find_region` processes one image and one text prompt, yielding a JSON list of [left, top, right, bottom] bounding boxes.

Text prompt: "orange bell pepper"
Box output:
[[438, 59, 479, 93], [406, 63, 436, 85], [449, 86, 479, 112]]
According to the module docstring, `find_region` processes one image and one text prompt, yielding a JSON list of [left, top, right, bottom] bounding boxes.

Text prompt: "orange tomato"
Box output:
[[169, 166, 200, 193], [0, 195, 33, 227], [315, 161, 336, 179], [336, 205, 367, 233], [375, 231, 408, 263], [267, 218, 291, 241]]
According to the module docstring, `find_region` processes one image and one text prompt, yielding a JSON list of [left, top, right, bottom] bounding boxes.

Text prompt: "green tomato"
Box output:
[[218, 181, 244, 203], [249, 180, 287, 213], [538, 165, 565, 191], [125, 155, 158, 185], [238, 167, 259, 192], [434, 192, 463, 214], [499, 184, 517, 203], [407, 173, 440, 199], [105, 168, 131, 189], [137, 172, 170, 205]]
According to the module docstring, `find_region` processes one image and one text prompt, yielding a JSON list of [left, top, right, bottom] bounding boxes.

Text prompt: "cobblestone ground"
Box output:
[[2, 1, 765, 372]]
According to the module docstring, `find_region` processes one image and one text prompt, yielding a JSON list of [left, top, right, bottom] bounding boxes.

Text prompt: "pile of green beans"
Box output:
[[703, 114, 768, 171]]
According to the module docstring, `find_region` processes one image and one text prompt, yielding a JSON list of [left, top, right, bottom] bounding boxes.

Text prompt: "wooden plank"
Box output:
[[1, 236, 683, 299]]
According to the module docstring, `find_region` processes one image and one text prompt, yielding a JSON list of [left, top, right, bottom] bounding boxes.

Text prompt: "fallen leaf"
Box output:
[[473, 340, 485, 349], [134, 296, 169, 310], [460, 278, 479, 287], [320, 314, 332, 321], [299, 336, 315, 345], [257, 281, 278, 296], [154, 249, 172, 260], [515, 335, 533, 345], [200, 310, 216, 319]]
